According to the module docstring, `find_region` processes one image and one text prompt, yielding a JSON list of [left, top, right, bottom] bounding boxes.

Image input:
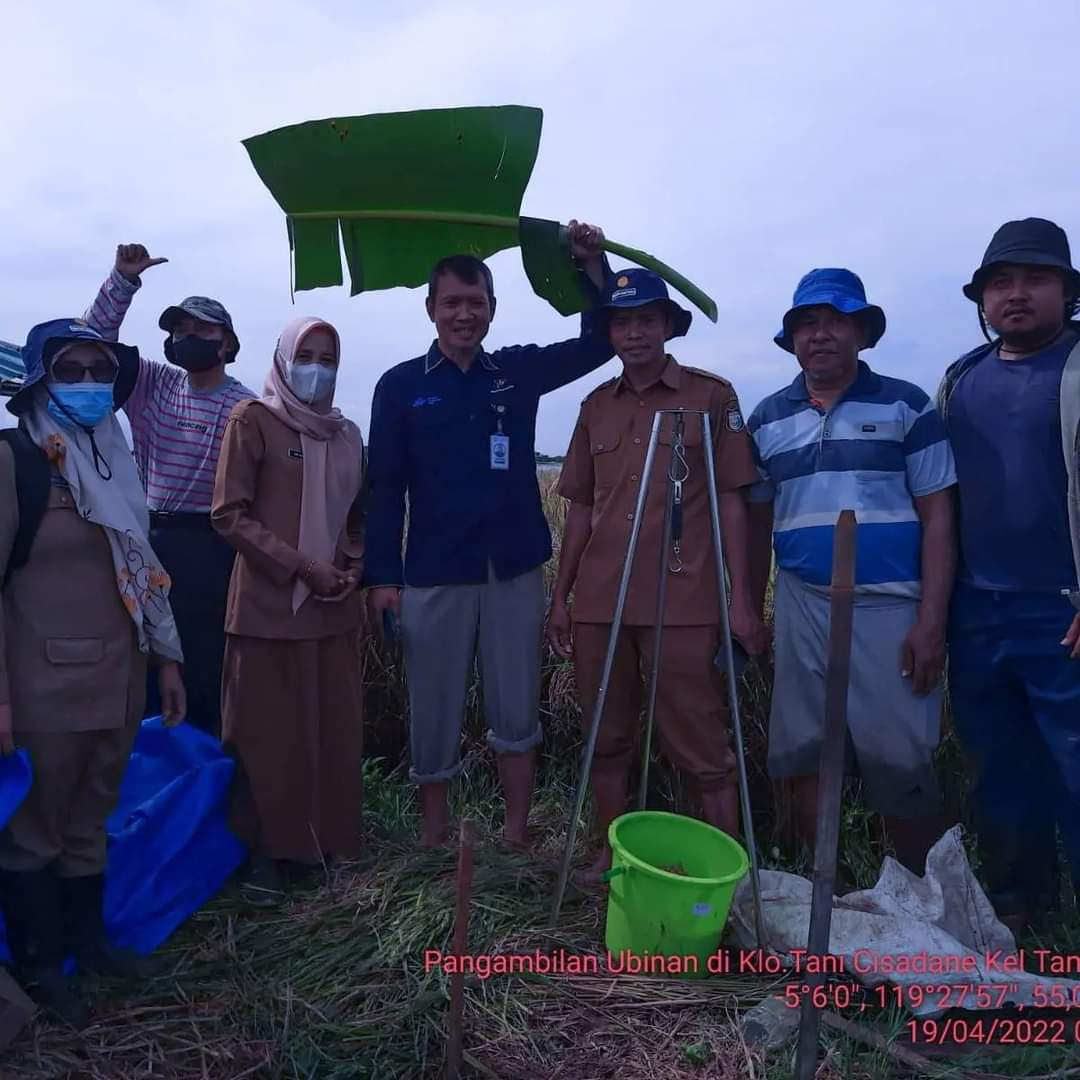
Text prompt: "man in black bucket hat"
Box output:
[[83, 244, 256, 737], [939, 217, 1080, 933]]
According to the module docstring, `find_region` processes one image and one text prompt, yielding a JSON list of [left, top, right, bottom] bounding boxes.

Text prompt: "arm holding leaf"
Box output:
[[523, 219, 615, 395], [567, 220, 608, 291]]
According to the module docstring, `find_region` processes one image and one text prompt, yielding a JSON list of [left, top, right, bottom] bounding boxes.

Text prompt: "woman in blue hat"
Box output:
[[0, 319, 186, 1025]]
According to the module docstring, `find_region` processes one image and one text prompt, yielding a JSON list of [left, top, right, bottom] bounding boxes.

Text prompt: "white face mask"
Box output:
[[288, 361, 337, 405]]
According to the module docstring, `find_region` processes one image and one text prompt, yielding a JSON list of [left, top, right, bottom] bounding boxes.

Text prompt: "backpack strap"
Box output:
[[0, 427, 50, 589], [1060, 336, 1080, 608]]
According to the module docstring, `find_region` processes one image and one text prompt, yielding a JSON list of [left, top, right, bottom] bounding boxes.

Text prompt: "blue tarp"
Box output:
[[105, 718, 246, 953], [0, 719, 245, 960], [0, 751, 32, 829]]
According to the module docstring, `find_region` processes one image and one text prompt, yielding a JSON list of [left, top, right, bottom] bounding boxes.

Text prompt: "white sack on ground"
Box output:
[[730, 826, 1080, 1018]]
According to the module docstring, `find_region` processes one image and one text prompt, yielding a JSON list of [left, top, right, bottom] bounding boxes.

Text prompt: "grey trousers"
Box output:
[[768, 569, 942, 819], [400, 565, 545, 783]]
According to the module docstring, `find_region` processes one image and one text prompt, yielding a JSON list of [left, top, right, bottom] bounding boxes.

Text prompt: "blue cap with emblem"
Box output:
[[599, 268, 692, 339]]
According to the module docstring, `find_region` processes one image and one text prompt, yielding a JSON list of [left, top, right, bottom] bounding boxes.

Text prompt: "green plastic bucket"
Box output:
[[603, 811, 748, 978]]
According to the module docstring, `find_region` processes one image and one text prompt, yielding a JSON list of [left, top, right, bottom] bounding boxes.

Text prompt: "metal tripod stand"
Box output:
[[549, 408, 766, 947]]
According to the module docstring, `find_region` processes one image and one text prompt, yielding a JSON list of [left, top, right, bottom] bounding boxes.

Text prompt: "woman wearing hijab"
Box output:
[[212, 316, 365, 904], [0, 318, 186, 1025]]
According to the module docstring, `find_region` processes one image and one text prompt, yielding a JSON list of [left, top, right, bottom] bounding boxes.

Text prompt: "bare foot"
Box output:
[[578, 846, 613, 886], [500, 827, 535, 853]]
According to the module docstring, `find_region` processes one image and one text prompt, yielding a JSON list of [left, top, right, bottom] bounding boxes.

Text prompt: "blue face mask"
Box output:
[[46, 383, 115, 429]]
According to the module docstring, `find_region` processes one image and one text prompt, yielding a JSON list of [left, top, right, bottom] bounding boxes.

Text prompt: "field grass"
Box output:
[[5, 471, 1080, 1079]]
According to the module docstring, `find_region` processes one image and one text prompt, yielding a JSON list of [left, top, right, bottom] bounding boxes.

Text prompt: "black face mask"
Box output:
[[165, 335, 223, 372]]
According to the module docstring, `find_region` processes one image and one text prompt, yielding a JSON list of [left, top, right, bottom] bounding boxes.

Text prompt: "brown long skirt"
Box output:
[[222, 631, 363, 861]]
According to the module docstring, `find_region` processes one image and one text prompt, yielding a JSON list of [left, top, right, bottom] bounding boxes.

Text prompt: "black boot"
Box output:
[[60, 874, 160, 979], [980, 825, 1059, 936], [238, 854, 285, 908], [0, 868, 88, 1027]]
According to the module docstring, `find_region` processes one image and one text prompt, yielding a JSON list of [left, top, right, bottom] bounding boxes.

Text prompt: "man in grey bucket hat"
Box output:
[[939, 217, 1080, 933], [83, 244, 256, 737]]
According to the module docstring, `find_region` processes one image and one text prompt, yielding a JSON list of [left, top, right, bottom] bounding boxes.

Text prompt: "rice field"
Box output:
[[5, 471, 1080, 1079]]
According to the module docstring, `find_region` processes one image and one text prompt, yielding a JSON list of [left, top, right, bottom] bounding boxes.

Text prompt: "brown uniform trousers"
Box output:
[[557, 356, 760, 791], [0, 444, 147, 876]]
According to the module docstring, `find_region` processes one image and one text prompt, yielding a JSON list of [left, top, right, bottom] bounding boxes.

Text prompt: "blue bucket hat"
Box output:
[[774, 268, 886, 354], [600, 268, 692, 339], [6, 318, 140, 417]]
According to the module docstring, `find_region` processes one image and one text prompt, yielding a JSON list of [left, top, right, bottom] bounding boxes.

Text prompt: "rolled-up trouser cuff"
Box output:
[[487, 726, 543, 756], [409, 761, 465, 785], [403, 566, 544, 786]]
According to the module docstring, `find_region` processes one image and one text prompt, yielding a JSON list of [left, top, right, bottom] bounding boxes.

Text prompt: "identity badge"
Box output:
[[490, 433, 510, 470]]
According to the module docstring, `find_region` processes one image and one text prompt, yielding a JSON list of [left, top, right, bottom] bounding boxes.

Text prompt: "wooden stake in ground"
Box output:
[[794, 510, 857, 1080], [446, 821, 475, 1080]]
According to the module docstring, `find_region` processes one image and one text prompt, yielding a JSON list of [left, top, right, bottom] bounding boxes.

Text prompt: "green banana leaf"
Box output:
[[243, 106, 717, 321]]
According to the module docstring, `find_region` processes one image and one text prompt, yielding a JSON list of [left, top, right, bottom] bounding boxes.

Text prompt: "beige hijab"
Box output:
[[22, 350, 183, 662], [260, 317, 364, 612]]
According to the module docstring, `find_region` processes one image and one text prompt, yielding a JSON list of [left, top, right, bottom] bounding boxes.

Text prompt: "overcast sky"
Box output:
[[4, 1, 1079, 449]]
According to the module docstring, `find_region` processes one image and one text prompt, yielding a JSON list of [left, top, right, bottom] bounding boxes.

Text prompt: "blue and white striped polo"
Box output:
[[747, 362, 956, 597]]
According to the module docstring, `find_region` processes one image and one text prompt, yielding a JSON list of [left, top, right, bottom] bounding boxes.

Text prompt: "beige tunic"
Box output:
[[211, 400, 365, 639], [0, 442, 144, 733], [0, 440, 149, 873]]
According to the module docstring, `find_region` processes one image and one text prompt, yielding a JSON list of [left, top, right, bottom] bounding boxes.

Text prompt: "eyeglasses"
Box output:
[[51, 354, 118, 384]]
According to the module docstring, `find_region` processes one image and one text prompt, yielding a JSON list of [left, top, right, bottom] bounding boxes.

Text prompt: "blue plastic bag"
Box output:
[[0, 750, 32, 964], [104, 718, 246, 954], [0, 751, 31, 829], [0, 721, 245, 961]]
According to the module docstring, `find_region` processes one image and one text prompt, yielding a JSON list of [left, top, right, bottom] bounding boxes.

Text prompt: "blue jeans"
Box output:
[[948, 584, 1080, 914]]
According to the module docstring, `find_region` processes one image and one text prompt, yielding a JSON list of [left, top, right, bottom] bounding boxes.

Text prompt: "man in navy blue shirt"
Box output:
[[366, 222, 610, 846], [940, 218, 1080, 933]]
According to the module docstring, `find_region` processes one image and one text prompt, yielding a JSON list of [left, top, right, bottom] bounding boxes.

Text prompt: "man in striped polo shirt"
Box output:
[[85, 244, 255, 735], [747, 268, 957, 876]]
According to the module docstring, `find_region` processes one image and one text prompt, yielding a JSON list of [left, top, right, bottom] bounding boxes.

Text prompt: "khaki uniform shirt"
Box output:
[[557, 356, 758, 626], [0, 442, 144, 733], [211, 400, 365, 641]]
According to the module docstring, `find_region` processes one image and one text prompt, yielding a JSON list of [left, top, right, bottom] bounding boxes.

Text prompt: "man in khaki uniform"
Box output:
[[548, 270, 765, 879]]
